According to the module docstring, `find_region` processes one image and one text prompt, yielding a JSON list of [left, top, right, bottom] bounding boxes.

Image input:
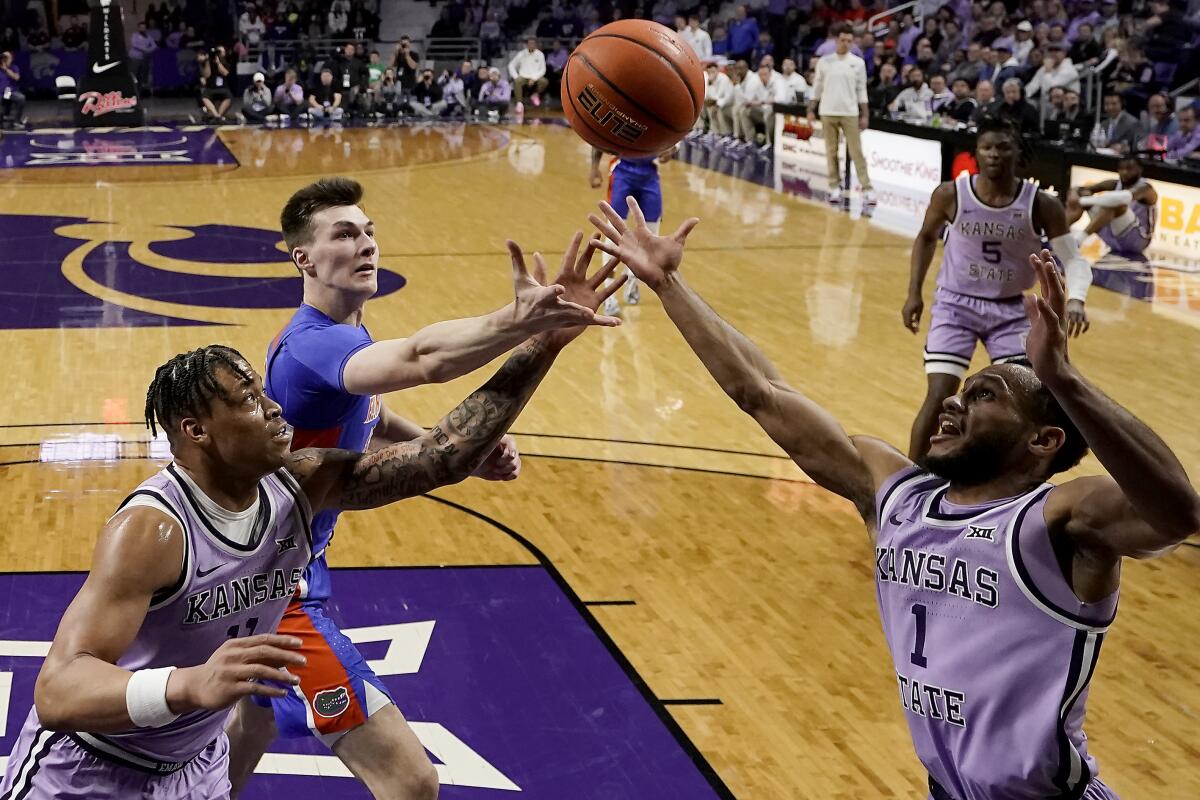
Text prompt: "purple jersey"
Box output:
[[1097, 178, 1155, 256], [939, 174, 1041, 300], [266, 304, 381, 601], [105, 465, 312, 761], [875, 467, 1118, 800]]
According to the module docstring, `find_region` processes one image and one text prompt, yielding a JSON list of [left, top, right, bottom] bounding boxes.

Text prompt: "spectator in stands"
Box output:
[[239, 4, 266, 47], [1143, 93, 1178, 140], [197, 47, 232, 122], [61, 17, 85, 49], [711, 23, 729, 57], [973, 14, 1002, 47], [942, 77, 978, 123], [1025, 42, 1079, 101], [0, 51, 24, 128], [334, 42, 368, 117], [949, 42, 985, 85], [1165, 105, 1199, 162], [366, 50, 385, 90], [1010, 20, 1035, 63], [684, 14, 712, 61], [376, 67, 404, 118], [392, 36, 420, 90], [779, 58, 808, 105], [752, 30, 773, 69], [1111, 42, 1156, 114], [890, 66, 933, 123], [1143, 0, 1189, 59], [1067, 23, 1100, 66], [166, 20, 185, 48], [937, 19, 964, 64], [1005, 46, 1042, 84], [430, 5, 460, 38], [273, 68, 305, 124], [972, 79, 996, 121], [988, 77, 1039, 133], [242, 71, 273, 123], [1095, 0, 1120, 38], [727, 4, 759, 63], [480, 10, 501, 59], [702, 63, 735, 136], [929, 74, 953, 114], [409, 68, 447, 117], [977, 45, 1006, 86], [868, 62, 901, 115], [479, 66, 511, 120], [130, 21, 157, 94], [509, 36, 548, 108], [737, 63, 783, 149], [439, 68, 467, 116], [545, 39, 569, 94], [308, 66, 345, 122], [1096, 92, 1141, 154], [459, 60, 483, 110], [327, 3, 348, 37], [1045, 87, 1091, 143]]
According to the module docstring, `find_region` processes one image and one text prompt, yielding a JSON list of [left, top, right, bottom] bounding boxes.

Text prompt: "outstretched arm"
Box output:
[[343, 240, 621, 395], [1037, 191, 1091, 337], [903, 181, 955, 334], [589, 199, 909, 524], [300, 237, 622, 511], [1027, 252, 1200, 560]]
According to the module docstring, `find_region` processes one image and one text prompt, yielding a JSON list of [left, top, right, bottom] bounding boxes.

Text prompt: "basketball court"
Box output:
[[0, 120, 1197, 798]]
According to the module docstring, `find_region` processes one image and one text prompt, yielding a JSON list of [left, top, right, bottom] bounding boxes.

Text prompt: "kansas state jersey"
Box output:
[[874, 467, 1118, 800], [939, 174, 1042, 299], [107, 465, 312, 761], [265, 304, 381, 601]]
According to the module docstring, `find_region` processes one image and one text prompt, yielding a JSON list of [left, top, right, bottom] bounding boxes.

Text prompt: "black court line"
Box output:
[[419, 493, 735, 799], [660, 699, 724, 706], [0, 422, 794, 462], [583, 599, 637, 606]]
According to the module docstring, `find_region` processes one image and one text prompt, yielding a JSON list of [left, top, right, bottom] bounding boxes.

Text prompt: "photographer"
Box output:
[[376, 66, 404, 119], [242, 71, 272, 123], [392, 35, 421, 90], [409, 68, 447, 117], [197, 46, 232, 122], [308, 66, 344, 123], [272, 68, 305, 124], [334, 42, 368, 117]]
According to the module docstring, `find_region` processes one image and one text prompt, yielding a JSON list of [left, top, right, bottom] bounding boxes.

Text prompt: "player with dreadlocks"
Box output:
[[901, 114, 1095, 464], [0, 230, 623, 799]]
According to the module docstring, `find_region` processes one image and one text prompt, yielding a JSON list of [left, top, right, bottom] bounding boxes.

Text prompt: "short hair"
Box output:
[[280, 177, 364, 251], [1117, 154, 1142, 167], [830, 22, 852, 37], [1002, 77, 1023, 92], [1026, 383, 1089, 474], [974, 113, 1024, 152], [1102, 91, 1123, 105], [145, 346, 251, 439]]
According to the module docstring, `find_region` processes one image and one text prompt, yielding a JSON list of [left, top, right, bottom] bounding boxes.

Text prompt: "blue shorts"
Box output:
[[609, 170, 663, 222], [251, 599, 392, 747]]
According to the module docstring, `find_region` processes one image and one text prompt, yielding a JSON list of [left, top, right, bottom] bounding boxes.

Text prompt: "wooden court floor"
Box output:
[[0, 122, 1198, 798]]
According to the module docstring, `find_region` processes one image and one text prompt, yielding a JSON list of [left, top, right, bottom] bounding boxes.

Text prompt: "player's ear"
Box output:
[[179, 416, 208, 445], [1028, 425, 1065, 462], [292, 246, 314, 275]]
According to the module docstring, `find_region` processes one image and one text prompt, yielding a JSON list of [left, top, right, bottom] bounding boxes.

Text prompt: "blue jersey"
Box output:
[[265, 304, 381, 600]]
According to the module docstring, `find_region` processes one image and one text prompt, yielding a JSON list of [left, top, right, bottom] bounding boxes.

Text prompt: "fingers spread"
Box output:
[[598, 201, 629, 235], [597, 271, 630, 304], [588, 255, 621, 289], [508, 240, 528, 279], [588, 213, 622, 244], [673, 217, 700, 244], [532, 252, 548, 285]]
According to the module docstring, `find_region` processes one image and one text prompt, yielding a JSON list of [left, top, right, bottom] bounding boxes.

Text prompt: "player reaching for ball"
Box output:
[[589, 145, 677, 315], [588, 193, 1198, 800]]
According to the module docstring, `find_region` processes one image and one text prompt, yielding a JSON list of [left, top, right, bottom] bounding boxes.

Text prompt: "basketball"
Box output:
[[561, 19, 705, 158]]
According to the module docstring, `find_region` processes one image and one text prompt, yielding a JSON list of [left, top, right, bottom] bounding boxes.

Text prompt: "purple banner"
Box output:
[[0, 566, 726, 799], [13, 47, 196, 92]]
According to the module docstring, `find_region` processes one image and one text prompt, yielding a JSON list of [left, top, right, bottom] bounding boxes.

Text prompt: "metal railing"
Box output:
[[867, 0, 923, 38], [424, 37, 482, 64]]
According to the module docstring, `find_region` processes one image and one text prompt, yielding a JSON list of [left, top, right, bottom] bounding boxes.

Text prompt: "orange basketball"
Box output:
[[561, 19, 704, 158]]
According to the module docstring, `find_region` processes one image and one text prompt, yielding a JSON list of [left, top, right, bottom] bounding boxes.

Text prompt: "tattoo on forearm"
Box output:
[[338, 339, 553, 509]]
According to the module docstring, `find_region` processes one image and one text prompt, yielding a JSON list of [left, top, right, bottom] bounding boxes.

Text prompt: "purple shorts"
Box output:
[[1097, 216, 1151, 256], [0, 710, 230, 799], [924, 286, 1030, 378]]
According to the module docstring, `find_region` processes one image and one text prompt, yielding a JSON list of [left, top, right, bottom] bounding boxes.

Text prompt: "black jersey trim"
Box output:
[[116, 489, 191, 610], [166, 464, 273, 554]]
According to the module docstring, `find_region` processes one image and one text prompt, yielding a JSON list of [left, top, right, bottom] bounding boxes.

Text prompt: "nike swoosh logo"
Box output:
[[195, 564, 224, 578], [92, 61, 120, 74], [888, 514, 904, 526]]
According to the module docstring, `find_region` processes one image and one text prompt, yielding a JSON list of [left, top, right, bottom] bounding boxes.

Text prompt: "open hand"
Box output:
[[587, 197, 699, 291], [508, 232, 624, 348], [472, 434, 521, 481], [168, 634, 305, 713], [1023, 249, 1071, 381], [508, 234, 621, 334]]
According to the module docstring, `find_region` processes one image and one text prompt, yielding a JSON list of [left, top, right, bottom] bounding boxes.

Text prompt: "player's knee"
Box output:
[[375, 759, 438, 800], [408, 760, 440, 800]]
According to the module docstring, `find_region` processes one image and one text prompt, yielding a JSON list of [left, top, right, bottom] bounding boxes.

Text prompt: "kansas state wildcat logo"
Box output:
[[0, 215, 405, 329]]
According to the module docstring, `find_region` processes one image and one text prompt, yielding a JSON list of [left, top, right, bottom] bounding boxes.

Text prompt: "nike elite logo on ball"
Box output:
[[92, 62, 120, 73]]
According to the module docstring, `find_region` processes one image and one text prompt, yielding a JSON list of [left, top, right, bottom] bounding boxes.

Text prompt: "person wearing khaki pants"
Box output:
[[808, 22, 875, 206]]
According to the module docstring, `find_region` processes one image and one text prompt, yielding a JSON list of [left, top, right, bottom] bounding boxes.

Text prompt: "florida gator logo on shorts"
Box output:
[[313, 686, 351, 718]]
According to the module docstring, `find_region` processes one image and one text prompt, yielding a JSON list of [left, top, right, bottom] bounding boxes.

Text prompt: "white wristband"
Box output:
[[126, 667, 181, 728]]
